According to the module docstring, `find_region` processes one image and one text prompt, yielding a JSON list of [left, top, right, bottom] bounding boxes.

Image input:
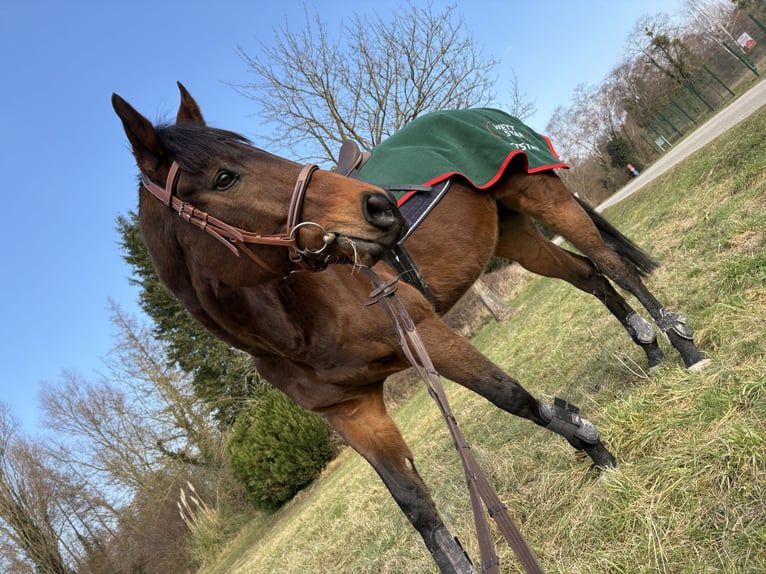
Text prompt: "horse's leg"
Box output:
[[495, 172, 708, 370], [322, 386, 476, 574], [496, 209, 666, 369], [415, 317, 617, 468]]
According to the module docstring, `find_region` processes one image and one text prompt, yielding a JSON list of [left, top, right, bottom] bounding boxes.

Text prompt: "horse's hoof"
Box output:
[[583, 441, 617, 470], [687, 357, 712, 373], [645, 346, 666, 371]]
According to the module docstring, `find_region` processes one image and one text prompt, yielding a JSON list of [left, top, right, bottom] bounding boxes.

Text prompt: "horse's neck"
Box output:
[[181, 276, 308, 358]]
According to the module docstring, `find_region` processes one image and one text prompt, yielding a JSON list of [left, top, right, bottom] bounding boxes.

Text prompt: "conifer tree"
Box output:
[[116, 212, 259, 425]]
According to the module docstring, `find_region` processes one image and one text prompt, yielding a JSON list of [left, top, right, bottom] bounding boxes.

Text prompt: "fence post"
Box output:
[[722, 41, 760, 77], [748, 13, 766, 34], [703, 64, 735, 97]]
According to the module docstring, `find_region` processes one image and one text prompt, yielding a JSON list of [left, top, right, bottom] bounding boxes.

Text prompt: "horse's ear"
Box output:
[[112, 93, 166, 179], [176, 82, 206, 125]]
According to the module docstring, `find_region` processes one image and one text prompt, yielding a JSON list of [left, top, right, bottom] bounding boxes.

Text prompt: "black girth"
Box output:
[[337, 140, 445, 308], [377, 180, 451, 309]]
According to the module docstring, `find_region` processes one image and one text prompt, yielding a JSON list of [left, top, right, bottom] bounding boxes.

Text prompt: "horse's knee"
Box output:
[[324, 393, 436, 508], [325, 394, 412, 463]]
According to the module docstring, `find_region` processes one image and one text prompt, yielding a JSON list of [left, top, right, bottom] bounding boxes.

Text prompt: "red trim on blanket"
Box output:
[[543, 135, 562, 160], [397, 189, 420, 206], [397, 149, 569, 207]]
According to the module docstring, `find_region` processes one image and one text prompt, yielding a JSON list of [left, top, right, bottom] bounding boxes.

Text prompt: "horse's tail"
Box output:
[[574, 196, 659, 277]]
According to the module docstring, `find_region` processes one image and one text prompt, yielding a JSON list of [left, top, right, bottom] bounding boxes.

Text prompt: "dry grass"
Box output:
[[202, 107, 766, 574]]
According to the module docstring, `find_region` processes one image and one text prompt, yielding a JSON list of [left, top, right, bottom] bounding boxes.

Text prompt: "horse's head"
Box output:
[[112, 83, 405, 286]]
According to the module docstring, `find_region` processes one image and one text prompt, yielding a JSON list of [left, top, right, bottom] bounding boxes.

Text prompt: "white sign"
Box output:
[[737, 32, 757, 51]]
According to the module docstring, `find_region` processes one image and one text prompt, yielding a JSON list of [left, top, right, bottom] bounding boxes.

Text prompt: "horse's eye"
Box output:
[[213, 170, 238, 191]]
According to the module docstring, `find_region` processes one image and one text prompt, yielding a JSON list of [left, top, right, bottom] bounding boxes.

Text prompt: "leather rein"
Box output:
[[362, 268, 546, 574], [140, 161, 336, 273]]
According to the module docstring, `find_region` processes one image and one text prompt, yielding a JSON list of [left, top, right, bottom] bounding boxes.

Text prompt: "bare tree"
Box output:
[[683, 0, 739, 50], [545, 75, 647, 202], [0, 404, 75, 574], [33, 305, 242, 572], [546, 83, 614, 166], [102, 302, 227, 469], [505, 68, 537, 121], [40, 304, 228, 500], [626, 14, 701, 88], [238, 1, 497, 164], [609, 57, 676, 129]]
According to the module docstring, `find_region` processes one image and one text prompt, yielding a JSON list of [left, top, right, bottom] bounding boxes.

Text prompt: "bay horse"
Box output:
[[343, 108, 708, 374], [111, 84, 693, 574]]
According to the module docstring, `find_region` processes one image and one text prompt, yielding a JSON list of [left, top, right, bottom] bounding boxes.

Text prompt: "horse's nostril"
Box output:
[[363, 192, 400, 230]]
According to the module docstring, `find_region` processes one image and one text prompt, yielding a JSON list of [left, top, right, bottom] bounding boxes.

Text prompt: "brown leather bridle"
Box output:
[[140, 161, 337, 273]]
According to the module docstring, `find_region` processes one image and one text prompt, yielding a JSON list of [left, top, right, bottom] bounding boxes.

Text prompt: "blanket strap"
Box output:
[[383, 245, 437, 308]]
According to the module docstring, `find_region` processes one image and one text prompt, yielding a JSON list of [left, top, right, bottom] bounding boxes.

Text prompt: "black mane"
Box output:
[[155, 124, 254, 172]]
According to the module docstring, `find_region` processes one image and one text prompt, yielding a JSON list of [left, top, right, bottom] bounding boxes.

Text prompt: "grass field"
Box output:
[[202, 105, 766, 574]]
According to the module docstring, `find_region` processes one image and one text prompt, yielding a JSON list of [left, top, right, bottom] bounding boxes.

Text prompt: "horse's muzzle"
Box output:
[[362, 192, 406, 241]]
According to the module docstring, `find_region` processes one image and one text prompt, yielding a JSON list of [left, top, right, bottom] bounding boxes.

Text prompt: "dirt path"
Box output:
[[598, 78, 766, 211]]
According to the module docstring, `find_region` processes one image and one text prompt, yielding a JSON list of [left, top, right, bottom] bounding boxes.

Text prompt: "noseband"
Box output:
[[140, 162, 336, 272]]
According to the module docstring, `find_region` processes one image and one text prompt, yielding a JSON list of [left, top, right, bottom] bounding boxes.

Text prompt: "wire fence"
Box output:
[[642, 11, 766, 152]]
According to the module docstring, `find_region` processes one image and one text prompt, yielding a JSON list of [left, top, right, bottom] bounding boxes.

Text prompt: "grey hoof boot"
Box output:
[[626, 312, 666, 369], [657, 308, 694, 340], [539, 397, 600, 446], [540, 398, 616, 468], [626, 311, 656, 344], [657, 308, 709, 370], [428, 525, 476, 574]]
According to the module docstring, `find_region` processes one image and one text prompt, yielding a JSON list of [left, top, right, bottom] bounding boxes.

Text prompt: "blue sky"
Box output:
[[0, 0, 685, 432]]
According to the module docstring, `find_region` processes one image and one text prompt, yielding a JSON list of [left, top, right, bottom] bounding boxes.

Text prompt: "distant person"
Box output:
[[627, 163, 640, 176]]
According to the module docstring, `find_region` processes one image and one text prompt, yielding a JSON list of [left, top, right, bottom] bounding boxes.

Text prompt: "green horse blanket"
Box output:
[[358, 108, 568, 204]]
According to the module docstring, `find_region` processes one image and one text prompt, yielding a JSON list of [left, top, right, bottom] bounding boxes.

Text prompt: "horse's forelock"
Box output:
[[155, 124, 253, 172]]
